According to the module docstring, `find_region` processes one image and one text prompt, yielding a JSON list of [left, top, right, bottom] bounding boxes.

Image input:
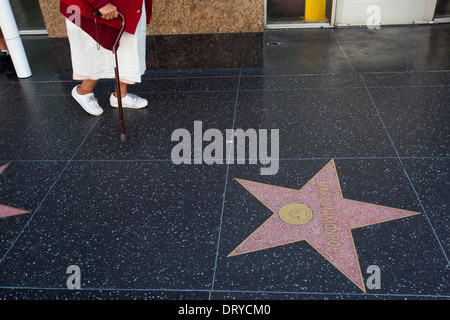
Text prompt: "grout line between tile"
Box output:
[[437, 27, 450, 39], [2, 84, 449, 99], [208, 69, 242, 299], [360, 74, 450, 266], [0, 115, 102, 265], [332, 29, 357, 74], [0, 83, 15, 96], [0, 285, 449, 299], [2, 156, 449, 164], [1, 69, 448, 85]]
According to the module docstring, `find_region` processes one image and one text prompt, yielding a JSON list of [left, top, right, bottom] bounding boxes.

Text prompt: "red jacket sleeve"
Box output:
[[88, 0, 110, 10], [145, 0, 153, 23]]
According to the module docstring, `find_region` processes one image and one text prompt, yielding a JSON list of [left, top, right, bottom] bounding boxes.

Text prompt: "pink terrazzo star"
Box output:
[[0, 163, 30, 219], [229, 160, 420, 292]]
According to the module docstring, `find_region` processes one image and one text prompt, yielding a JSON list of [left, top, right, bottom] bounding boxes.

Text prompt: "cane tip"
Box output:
[[120, 134, 127, 142]]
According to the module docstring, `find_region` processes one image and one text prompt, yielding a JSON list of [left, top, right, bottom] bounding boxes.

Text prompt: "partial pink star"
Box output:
[[229, 160, 420, 292], [0, 163, 31, 219]]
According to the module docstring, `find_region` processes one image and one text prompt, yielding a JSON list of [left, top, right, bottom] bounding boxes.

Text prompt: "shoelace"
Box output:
[[114, 93, 145, 104], [87, 94, 98, 103], [125, 93, 140, 101]]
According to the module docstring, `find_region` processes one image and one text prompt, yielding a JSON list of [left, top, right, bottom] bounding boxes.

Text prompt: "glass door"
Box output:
[[10, 0, 47, 34], [434, 0, 450, 23], [266, 0, 335, 28]]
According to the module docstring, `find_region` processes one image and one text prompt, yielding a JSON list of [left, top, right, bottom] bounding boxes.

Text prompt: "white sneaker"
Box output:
[[110, 93, 148, 109], [71, 86, 103, 116]]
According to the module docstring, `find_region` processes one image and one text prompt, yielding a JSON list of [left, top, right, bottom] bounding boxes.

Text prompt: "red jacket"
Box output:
[[60, 0, 153, 50]]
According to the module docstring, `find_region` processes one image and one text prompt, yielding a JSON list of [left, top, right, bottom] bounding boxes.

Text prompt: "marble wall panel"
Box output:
[[39, 0, 264, 70], [39, 0, 264, 37]]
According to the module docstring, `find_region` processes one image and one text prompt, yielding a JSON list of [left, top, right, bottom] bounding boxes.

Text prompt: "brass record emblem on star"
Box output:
[[279, 203, 313, 225]]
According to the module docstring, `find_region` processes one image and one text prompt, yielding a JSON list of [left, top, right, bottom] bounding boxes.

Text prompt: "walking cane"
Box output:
[[95, 10, 127, 142]]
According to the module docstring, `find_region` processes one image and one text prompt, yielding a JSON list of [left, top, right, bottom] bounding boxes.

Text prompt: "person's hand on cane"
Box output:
[[98, 3, 118, 20]]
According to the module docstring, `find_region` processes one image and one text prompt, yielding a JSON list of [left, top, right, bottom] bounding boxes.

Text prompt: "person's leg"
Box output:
[[81, 79, 128, 97], [116, 81, 128, 97], [110, 81, 147, 109], [0, 29, 6, 72], [109, 1, 147, 110], [0, 28, 15, 75], [0, 29, 8, 52], [77, 79, 99, 95]]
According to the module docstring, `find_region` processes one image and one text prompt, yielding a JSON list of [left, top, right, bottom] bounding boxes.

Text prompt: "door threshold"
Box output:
[[19, 30, 48, 36], [266, 22, 333, 29], [433, 17, 450, 23]]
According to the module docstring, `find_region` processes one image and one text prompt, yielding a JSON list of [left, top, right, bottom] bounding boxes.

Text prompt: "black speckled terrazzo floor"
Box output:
[[0, 25, 449, 302]]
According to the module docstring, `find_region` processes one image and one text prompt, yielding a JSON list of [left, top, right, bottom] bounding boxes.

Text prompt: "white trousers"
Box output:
[[65, 4, 146, 84]]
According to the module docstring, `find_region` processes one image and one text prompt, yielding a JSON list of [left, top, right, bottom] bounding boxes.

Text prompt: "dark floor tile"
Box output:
[[0, 83, 14, 95], [74, 91, 237, 160], [368, 87, 449, 157], [213, 159, 446, 296], [1, 79, 114, 97], [437, 23, 450, 38], [210, 291, 342, 300], [0, 161, 226, 290], [0, 161, 66, 259], [401, 158, 450, 257], [135, 76, 239, 93], [334, 26, 450, 73], [362, 71, 450, 88], [0, 94, 99, 161], [0, 26, 448, 301], [50, 73, 76, 82], [2, 74, 239, 98], [0, 73, 19, 84], [210, 291, 449, 300], [143, 68, 241, 79], [240, 73, 365, 91], [337, 161, 448, 297], [0, 288, 208, 300], [1, 81, 75, 97], [261, 29, 355, 75], [240, 67, 265, 76], [234, 88, 396, 159], [153, 33, 263, 70], [33, 74, 238, 95]]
